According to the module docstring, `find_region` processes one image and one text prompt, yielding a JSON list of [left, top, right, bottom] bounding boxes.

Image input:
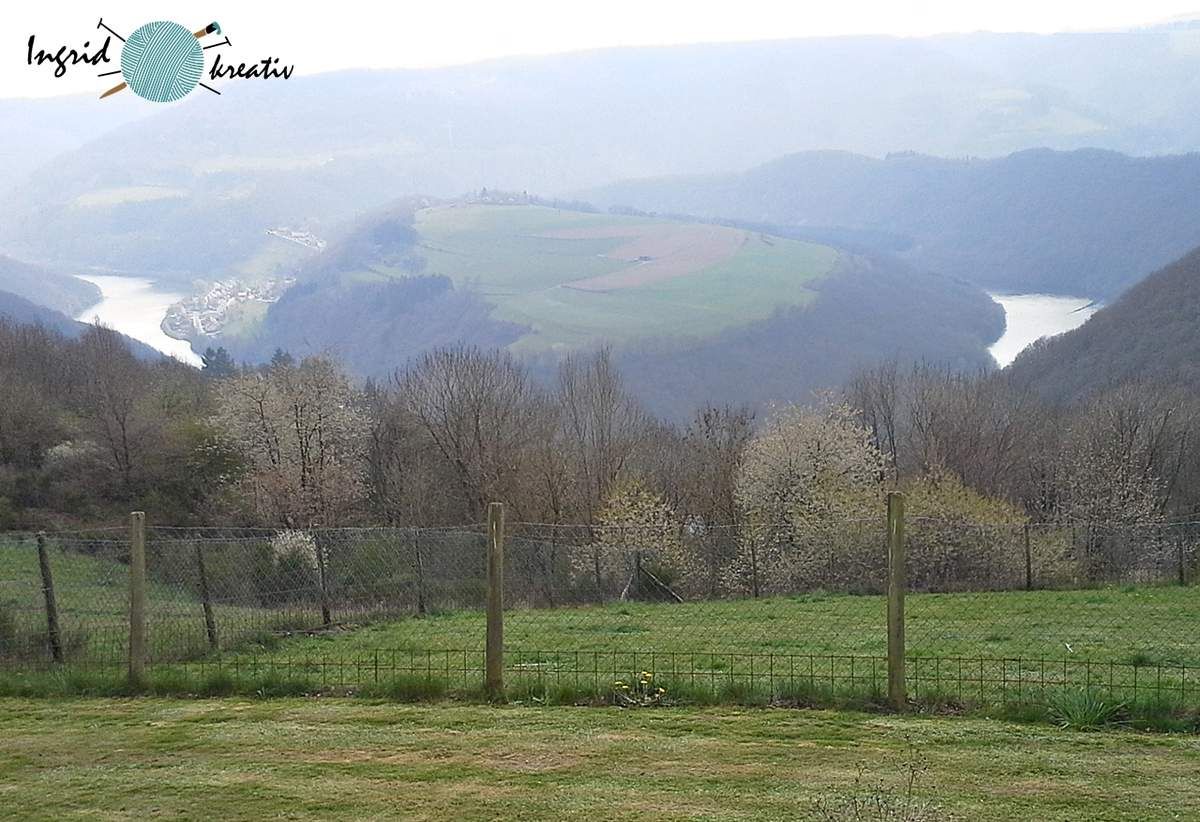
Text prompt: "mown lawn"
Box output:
[[0, 698, 1197, 820]]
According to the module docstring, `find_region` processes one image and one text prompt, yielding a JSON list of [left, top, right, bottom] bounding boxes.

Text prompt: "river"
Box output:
[[74, 274, 202, 367], [988, 293, 1098, 368], [69, 275, 1094, 373]]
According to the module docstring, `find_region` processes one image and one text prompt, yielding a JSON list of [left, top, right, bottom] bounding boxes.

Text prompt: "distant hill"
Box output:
[[0, 255, 99, 316], [15, 26, 1200, 281], [215, 202, 843, 359], [1005, 246, 1200, 403], [0, 93, 147, 195], [211, 202, 1001, 416], [0, 289, 160, 360], [582, 148, 1200, 300]]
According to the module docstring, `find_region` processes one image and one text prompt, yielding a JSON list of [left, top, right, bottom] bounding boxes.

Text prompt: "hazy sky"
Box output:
[[7, 0, 1200, 98]]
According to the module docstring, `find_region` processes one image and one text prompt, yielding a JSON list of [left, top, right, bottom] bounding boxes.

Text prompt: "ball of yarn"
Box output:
[[120, 21, 203, 103]]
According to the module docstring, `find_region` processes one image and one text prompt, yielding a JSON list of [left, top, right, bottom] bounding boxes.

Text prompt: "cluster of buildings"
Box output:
[[163, 277, 295, 338]]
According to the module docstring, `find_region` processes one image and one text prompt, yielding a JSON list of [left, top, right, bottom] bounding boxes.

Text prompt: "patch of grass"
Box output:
[[991, 700, 1052, 725], [812, 746, 941, 821], [199, 669, 236, 696], [249, 672, 315, 698], [358, 674, 448, 702], [1124, 694, 1200, 733], [502, 677, 608, 706]]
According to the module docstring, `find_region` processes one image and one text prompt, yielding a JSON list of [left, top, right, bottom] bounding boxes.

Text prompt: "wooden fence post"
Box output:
[[486, 502, 505, 698], [128, 511, 147, 685], [413, 527, 427, 617], [886, 493, 906, 710], [36, 532, 63, 663], [314, 534, 332, 627], [194, 543, 219, 650], [1023, 523, 1033, 591]]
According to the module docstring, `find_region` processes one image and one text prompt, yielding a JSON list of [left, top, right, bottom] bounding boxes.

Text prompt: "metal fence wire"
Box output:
[[0, 512, 1197, 707]]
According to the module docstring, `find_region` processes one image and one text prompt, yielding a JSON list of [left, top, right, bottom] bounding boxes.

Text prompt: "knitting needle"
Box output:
[[100, 22, 221, 99]]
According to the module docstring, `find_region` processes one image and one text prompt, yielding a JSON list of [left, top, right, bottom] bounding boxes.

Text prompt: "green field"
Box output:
[[5, 540, 1199, 709], [403, 205, 839, 352], [222, 586, 1198, 667], [1, 698, 1198, 820]]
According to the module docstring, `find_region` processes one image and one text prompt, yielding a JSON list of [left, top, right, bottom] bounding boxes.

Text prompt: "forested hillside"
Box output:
[[614, 254, 1001, 417], [584, 148, 1200, 298], [1006, 245, 1200, 403], [0, 256, 99, 316]]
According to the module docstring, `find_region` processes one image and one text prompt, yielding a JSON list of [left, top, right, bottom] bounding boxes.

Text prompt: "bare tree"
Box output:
[[395, 346, 547, 520], [76, 326, 150, 494], [845, 360, 900, 474], [362, 381, 459, 525], [555, 348, 649, 524]]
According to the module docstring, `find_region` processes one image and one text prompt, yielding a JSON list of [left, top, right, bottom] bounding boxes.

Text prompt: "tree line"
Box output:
[[1, 319, 1197, 543]]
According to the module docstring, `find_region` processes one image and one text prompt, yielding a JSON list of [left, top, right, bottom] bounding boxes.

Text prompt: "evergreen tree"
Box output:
[[201, 346, 236, 377]]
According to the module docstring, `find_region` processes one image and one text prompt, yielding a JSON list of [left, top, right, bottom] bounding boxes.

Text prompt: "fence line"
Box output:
[[0, 504, 1197, 708]]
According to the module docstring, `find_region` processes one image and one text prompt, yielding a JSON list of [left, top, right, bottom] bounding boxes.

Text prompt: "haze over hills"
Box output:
[[582, 148, 1200, 299], [1006, 244, 1200, 403], [11, 25, 1200, 286], [0, 94, 147, 195]]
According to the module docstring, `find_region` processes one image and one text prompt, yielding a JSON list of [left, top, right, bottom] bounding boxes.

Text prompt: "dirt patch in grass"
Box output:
[[543, 224, 748, 291], [486, 750, 584, 773]]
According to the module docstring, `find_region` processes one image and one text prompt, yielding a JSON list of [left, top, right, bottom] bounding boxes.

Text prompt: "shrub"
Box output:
[[1048, 689, 1127, 730]]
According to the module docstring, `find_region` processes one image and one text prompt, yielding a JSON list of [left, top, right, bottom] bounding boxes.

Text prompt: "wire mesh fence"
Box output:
[[0, 512, 1197, 708]]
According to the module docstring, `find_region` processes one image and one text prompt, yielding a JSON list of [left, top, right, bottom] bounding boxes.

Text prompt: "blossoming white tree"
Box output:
[[728, 402, 887, 596], [578, 478, 683, 599]]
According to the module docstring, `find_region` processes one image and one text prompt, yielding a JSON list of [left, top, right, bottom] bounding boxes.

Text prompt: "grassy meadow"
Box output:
[[2, 698, 1199, 820]]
